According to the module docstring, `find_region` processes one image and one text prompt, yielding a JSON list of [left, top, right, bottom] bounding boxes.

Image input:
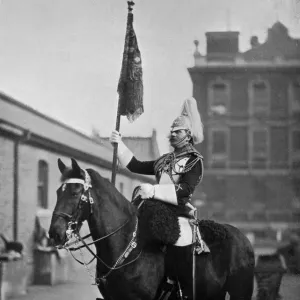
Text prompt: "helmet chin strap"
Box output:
[[172, 131, 190, 148]]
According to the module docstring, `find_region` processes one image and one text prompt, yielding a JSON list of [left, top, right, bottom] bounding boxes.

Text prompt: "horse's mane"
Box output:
[[86, 168, 137, 216]]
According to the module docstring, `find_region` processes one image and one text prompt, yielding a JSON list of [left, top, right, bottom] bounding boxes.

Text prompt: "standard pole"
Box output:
[[111, 112, 121, 186], [111, 1, 135, 186], [192, 210, 197, 300]]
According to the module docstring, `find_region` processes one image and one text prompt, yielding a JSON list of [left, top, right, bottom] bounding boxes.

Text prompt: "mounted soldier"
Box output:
[[110, 97, 208, 298], [110, 97, 203, 222]]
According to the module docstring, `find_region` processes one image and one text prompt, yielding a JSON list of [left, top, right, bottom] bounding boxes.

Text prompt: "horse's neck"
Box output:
[[87, 184, 137, 266]]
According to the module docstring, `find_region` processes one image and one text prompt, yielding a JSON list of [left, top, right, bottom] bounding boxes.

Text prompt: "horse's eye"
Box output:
[[71, 192, 79, 197]]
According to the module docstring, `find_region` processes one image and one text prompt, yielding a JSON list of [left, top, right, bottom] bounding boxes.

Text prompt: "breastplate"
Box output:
[[158, 157, 189, 184]]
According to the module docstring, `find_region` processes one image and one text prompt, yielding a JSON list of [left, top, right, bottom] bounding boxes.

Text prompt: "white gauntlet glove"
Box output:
[[138, 183, 177, 205], [110, 130, 133, 167], [138, 184, 155, 199]]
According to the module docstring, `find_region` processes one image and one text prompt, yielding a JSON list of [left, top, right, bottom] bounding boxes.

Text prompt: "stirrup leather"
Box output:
[[189, 219, 210, 254]]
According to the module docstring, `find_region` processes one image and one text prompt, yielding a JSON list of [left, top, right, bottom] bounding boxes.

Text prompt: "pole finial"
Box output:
[[127, 1, 135, 12]]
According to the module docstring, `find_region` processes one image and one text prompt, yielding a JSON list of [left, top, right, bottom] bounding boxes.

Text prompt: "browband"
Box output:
[[63, 178, 85, 185], [62, 170, 92, 191]]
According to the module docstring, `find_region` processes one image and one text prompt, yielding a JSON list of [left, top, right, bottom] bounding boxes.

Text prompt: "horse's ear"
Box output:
[[71, 158, 81, 173], [58, 158, 67, 174]]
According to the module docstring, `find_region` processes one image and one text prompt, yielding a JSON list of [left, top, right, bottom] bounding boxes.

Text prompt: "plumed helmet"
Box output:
[[170, 97, 204, 144]]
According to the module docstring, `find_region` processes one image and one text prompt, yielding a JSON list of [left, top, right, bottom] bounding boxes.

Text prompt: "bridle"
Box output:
[[53, 170, 94, 239], [53, 169, 141, 283]]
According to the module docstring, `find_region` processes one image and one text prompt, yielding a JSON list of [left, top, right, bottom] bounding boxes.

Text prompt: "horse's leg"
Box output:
[[96, 277, 113, 300], [226, 268, 254, 300], [207, 290, 227, 300]]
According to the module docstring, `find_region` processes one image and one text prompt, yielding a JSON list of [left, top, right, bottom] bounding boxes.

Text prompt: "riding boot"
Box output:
[[165, 245, 193, 299], [156, 277, 176, 300]]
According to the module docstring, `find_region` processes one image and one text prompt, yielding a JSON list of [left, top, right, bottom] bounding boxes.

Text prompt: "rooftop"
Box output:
[[191, 21, 300, 69]]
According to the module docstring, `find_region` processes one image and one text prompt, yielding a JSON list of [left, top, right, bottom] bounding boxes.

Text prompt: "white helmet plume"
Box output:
[[171, 97, 204, 144]]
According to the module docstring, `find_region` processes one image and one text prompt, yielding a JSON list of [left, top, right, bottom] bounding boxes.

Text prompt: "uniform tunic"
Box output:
[[126, 144, 203, 209]]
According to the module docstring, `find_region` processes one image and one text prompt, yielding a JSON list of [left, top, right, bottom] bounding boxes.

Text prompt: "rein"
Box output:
[[67, 218, 130, 252], [56, 170, 142, 282], [76, 218, 141, 281]]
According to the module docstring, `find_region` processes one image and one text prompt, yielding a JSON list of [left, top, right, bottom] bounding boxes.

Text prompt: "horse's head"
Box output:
[[49, 158, 93, 247]]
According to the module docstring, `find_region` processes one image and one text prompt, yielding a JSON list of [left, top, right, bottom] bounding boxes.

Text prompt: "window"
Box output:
[[213, 177, 227, 203], [230, 126, 248, 168], [290, 79, 300, 114], [252, 177, 267, 204], [212, 131, 227, 154], [250, 80, 269, 116], [251, 129, 268, 168], [38, 160, 48, 208], [292, 130, 300, 152], [291, 130, 300, 169], [269, 126, 288, 168], [208, 80, 230, 115], [210, 130, 228, 168]]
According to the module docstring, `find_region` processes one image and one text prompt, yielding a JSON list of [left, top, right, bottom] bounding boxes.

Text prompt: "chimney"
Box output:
[[250, 36, 260, 48], [205, 31, 239, 60], [193, 40, 201, 58]]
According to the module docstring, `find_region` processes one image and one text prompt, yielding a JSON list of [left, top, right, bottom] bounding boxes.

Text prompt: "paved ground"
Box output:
[[277, 274, 300, 300], [10, 273, 102, 300], [10, 270, 300, 300]]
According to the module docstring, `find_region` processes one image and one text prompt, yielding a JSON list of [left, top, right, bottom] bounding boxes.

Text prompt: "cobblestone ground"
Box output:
[[10, 272, 300, 300]]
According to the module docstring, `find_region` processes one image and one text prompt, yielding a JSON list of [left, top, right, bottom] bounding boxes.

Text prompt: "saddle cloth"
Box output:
[[175, 217, 210, 253]]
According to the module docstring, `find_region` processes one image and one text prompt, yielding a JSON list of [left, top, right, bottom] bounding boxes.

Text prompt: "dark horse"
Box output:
[[49, 158, 255, 300]]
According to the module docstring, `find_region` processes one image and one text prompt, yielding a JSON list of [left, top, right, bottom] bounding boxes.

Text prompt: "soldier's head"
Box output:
[[169, 98, 203, 149], [169, 116, 193, 148]]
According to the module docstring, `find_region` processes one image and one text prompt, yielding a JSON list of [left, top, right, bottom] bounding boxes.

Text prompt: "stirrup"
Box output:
[[156, 277, 175, 300]]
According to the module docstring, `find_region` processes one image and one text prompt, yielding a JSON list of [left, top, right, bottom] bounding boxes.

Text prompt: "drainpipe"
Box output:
[[13, 139, 19, 241], [13, 130, 31, 241], [0, 121, 31, 241]]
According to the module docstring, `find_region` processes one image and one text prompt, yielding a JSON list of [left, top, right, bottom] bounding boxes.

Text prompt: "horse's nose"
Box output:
[[49, 227, 64, 246], [48, 227, 54, 240]]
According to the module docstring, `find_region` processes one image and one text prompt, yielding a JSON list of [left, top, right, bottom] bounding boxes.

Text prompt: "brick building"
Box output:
[[189, 22, 300, 232], [0, 92, 154, 284]]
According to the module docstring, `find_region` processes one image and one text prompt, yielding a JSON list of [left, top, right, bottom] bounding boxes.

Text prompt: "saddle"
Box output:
[[132, 194, 209, 255]]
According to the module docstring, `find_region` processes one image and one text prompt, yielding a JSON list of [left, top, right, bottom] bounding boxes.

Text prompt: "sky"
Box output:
[[0, 0, 299, 153]]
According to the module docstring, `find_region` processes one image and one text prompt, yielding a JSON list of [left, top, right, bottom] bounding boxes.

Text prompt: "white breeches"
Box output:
[[174, 217, 193, 246]]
